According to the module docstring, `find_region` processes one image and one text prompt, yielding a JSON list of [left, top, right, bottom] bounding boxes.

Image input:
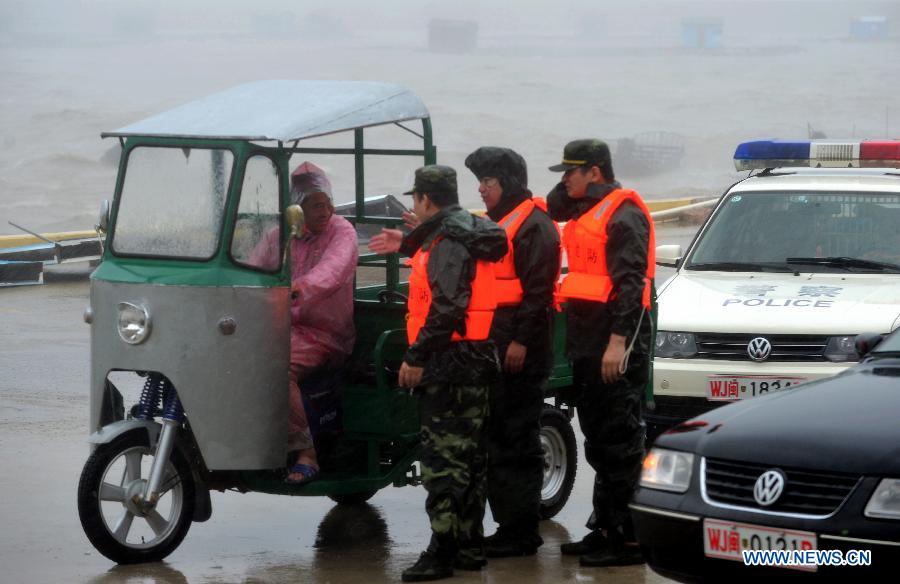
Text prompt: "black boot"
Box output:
[[484, 527, 543, 558], [560, 530, 608, 556], [455, 534, 487, 570], [579, 527, 644, 567], [453, 553, 487, 571], [402, 550, 454, 582]]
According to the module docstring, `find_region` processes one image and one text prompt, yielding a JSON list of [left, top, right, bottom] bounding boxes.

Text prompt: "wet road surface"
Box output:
[[0, 223, 695, 583]]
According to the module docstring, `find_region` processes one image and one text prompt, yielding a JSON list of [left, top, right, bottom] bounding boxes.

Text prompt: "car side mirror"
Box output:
[[855, 333, 884, 358], [285, 204, 305, 238], [656, 244, 683, 268], [96, 199, 111, 233]]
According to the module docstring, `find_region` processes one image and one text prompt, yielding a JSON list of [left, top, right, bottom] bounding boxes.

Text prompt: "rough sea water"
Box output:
[[2, 3, 899, 236]]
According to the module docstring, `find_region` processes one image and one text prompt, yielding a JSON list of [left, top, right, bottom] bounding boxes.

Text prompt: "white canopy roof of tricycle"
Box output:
[[103, 80, 431, 142]]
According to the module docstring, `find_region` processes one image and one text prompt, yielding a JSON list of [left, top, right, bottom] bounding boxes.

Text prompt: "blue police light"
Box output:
[[734, 140, 811, 171]]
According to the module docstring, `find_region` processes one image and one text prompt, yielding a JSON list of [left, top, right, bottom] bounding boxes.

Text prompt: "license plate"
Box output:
[[703, 518, 817, 571], [707, 375, 807, 401]]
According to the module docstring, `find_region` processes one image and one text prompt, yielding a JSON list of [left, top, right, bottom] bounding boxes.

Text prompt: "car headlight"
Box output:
[[864, 479, 900, 520], [117, 302, 151, 345], [824, 335, 859, 363], [640, 448, 694, 493], [655, 331, 698, 358]]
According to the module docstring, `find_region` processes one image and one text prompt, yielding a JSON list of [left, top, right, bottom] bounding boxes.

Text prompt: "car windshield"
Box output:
[[112, 146, 234, 259], [686, 192, 900, 273]]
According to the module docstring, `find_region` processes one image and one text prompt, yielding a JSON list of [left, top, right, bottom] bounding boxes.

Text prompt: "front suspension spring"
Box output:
[[136, 373, 165, 421], [161, 378, 184, 423]]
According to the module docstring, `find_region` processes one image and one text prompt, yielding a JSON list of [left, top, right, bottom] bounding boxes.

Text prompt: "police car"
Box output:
[[648, 140, 900, 436]]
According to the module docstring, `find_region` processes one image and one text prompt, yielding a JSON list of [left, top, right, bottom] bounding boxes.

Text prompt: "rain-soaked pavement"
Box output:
[[0, 224, 695, 583]]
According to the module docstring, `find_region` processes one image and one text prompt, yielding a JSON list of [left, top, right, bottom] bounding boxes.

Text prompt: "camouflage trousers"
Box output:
[[418, 382, 489, 562], [572, 353, 648, 538]]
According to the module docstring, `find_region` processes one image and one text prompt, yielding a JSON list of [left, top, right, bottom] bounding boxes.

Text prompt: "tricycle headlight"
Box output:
[[655, 331, 698, 358], [824, 335, 859, 363], [640, 448, 694, 493], [864, 478, 900, 520], [117, 302, 151, 345]]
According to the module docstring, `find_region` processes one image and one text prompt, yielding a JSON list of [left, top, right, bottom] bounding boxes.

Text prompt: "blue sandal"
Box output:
[[285, 463, 320, 485]]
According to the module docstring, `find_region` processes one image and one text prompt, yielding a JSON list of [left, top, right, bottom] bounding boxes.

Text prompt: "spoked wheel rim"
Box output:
[[540, 425, 568, 501], [97, 444, 184, 550]]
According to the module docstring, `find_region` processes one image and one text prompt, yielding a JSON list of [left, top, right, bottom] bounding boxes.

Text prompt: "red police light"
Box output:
[[860, 141, 900, 160]]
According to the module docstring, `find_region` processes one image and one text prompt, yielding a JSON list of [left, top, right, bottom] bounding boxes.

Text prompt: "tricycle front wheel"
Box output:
[[77, 429, 195, 564]]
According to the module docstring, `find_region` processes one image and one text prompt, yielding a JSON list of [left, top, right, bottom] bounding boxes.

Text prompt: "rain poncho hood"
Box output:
[[291, 161, 334, 205]]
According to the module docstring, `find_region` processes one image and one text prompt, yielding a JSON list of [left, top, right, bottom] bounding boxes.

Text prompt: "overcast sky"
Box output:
[[2, 0, 898, 44]]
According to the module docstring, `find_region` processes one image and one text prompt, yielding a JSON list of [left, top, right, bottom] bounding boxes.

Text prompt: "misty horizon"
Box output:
[[1, 0, 898, 234]]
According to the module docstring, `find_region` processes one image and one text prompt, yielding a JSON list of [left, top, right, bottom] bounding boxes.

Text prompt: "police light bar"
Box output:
[[734, 140, 900, 171]]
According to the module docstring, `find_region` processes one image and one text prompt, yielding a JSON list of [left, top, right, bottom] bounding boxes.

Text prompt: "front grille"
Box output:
[[695, 333, 828, 362], [704, 458, 859, 516]]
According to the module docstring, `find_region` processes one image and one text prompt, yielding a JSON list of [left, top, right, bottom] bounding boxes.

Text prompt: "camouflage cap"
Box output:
[[403, 164, 458, 196], [548, 139, 612, 172]]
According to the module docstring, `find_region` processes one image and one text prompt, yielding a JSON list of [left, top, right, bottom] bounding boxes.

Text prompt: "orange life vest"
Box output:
[[406, 236, 497, 345], [557, 189, 656, 308], [494, 197, 562, 306]]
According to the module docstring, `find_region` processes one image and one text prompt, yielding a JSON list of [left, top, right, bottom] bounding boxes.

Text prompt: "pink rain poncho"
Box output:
[[249, 162, 358, 365], [288, 214, 358, 367], [285, 162, 358, 366], [251, 162, 358, 452], [286, 207, 357, 452]]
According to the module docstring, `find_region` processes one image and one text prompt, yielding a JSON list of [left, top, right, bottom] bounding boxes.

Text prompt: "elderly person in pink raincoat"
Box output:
[[251, 161, 358, 484]]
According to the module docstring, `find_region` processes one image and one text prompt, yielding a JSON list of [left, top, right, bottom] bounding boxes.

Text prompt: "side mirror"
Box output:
[[656, 244, 683, 268], [855, 333, 884, 358], [96, 199, 111, 233], [285, 204, 305, 238]]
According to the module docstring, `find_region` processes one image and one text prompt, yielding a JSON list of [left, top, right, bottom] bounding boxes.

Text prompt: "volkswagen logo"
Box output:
[[753, 470, 786, 506], [747, 337, 772, 362]]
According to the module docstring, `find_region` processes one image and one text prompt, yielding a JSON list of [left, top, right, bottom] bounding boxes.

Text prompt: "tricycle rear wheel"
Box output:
[[77, 429, 195, 564], [538, 405, 577, 519], [328, 490, 377, 505]]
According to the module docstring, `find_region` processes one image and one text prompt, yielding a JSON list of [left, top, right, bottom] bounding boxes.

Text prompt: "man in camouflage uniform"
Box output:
[[546, 140, 654, 567], [369, 165, 507, 581]]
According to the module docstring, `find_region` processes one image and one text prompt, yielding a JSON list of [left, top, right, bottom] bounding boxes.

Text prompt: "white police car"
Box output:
[[648, 140, 900, 436]]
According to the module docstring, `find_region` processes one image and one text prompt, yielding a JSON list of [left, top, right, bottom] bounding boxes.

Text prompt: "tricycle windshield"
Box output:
[[686, 192, 900, 272], [112, 146, 234, 259]]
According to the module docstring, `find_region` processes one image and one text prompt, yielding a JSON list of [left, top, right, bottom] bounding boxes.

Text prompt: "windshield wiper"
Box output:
[[688, 262, 795, 272], [786, 257, 900, 272]]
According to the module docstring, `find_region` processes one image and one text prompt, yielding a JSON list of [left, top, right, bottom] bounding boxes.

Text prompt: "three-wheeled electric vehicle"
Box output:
[[77, 81, 580, 564]]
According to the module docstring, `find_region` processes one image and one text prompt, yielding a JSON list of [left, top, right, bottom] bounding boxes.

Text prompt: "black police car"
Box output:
[[631, 331, 900, 581]]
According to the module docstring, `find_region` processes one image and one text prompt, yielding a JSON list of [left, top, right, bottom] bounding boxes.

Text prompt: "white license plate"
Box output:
[[707, 375, 807, 401], [703, 518, 817, 571]]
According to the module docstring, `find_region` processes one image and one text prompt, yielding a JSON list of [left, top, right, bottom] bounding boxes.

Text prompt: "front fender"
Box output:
[[87, 419, 212, 522], [88, 419, 161, 449]]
